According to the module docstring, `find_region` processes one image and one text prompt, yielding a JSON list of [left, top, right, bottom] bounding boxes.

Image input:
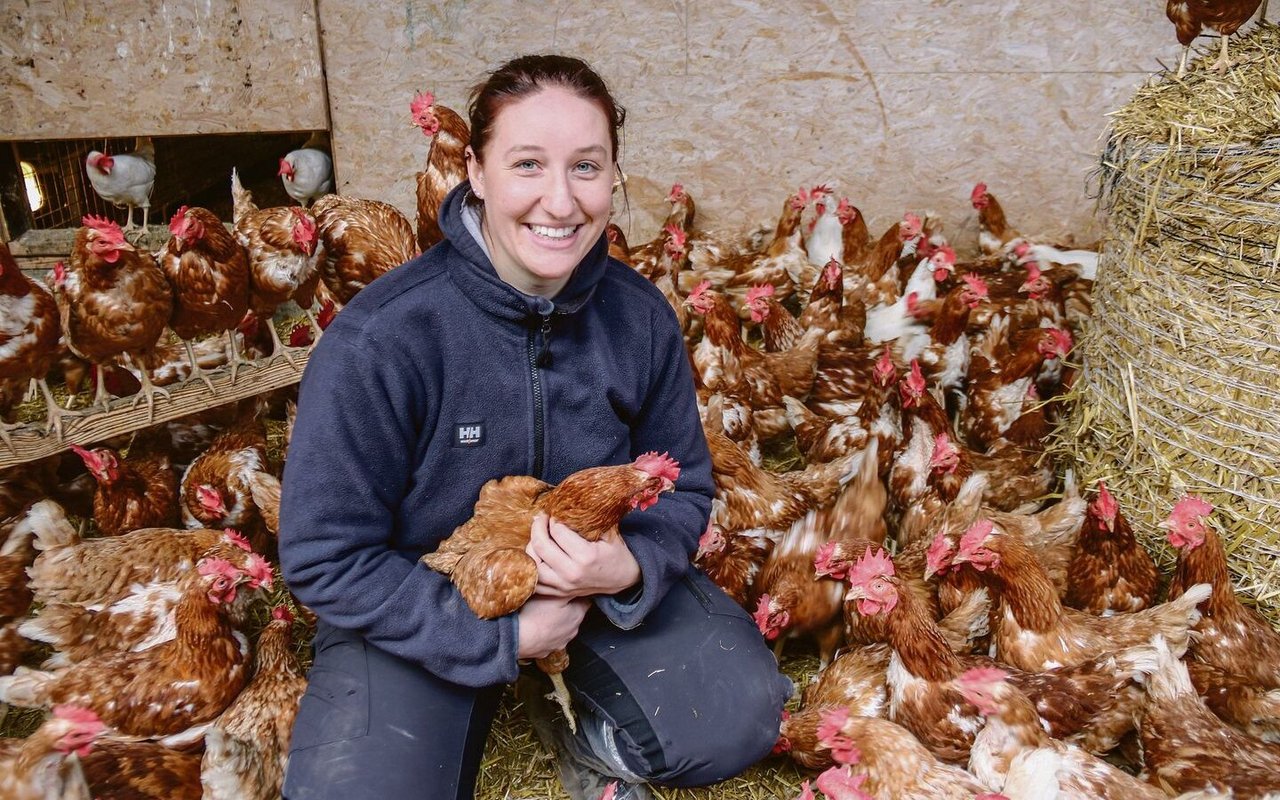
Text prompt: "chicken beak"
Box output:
[[843, 584, 868, 602], [115, 240, 136, 253]]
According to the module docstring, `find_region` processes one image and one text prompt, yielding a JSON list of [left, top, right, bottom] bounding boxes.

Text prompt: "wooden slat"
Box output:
[[0, 352, 309, 469]]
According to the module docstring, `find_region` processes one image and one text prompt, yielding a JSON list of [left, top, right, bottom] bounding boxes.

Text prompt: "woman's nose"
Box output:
[[540, 172, 576, 218]]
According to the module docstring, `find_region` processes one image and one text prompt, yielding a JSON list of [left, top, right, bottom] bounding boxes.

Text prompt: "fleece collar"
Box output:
[[439, 181, 609, 322]]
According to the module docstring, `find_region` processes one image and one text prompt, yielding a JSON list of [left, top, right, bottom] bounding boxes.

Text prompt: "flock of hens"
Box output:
[[0, 3, 1278, 798]]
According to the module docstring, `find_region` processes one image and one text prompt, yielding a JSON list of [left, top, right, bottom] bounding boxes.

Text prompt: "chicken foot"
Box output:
[[124, 353, 170, 423], [536, 650, 578, 734], [180, 340, 218, 392]]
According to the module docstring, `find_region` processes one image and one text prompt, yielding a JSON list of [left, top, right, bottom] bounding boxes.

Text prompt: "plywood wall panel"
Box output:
[[318, 0, 1193, 250], [1, 0, 1211, 250], [0, 1, 327, 139]]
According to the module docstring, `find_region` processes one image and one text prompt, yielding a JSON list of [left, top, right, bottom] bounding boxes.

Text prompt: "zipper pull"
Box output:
[[536, 314, 553, 367]]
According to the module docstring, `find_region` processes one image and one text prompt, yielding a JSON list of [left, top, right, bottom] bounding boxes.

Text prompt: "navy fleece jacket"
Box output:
[[279, 183, 714, 688]]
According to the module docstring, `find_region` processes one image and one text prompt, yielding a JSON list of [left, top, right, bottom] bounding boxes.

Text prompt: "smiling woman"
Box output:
[[465, 86, 614, 296], [278, 53, 791, 800]]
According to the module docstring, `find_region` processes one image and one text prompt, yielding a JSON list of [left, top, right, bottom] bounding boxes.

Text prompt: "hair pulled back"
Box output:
[[467, 54, 626, 164]]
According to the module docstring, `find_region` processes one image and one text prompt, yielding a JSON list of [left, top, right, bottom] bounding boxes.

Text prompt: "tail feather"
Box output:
[[1144, 634, 1196, 703], [132, 136, 155, 163], [22, 499, 77, 551], [201, 726, 258, 800], [17, 603, 89, 649], [0, 665, 55, 708], [247, 471, 281, 536], [231, 168, 255, 224]]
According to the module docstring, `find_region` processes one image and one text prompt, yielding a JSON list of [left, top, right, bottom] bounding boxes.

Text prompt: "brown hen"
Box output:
[[410, 91, 470, 251], [57, 216, 173, 415], [201, 605, 307, 800], [0, 242, 63, 439], [159, 205, 251, 385], [0, 556, 253, 741], [421, 452, 681, 729], [312, 193, 419, 304]]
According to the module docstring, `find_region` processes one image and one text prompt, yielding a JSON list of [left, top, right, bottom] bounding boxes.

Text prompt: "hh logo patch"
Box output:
[[454, 423, 485, 447]]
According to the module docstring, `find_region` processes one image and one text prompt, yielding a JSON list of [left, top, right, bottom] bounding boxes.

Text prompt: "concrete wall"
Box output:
[[2, 0, 1202, 250]]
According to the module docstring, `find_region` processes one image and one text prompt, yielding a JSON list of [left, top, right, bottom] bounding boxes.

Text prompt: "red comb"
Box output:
[[745, 284, 775, 306], [1171, 494, 1214, 519], [245, 553, 275, 589], [926, 532, 955, 574], [905, 360, 926, 396], [272, 605, 296, 623], [958, 519, 995, 556], [634, 451, 680, 483], [688, 279, 711, 300], [961, 273, 988, 297], [663, 224, 687, 254], [409, 91, 435, 119], [169, 205, 190, 233], [222, 529, 252, 551], [666, 183, 685, 202], [848, 546, 895, 587], [970, 182, 988, 207], [957, 665, 1009, 690], [1049, 328, 1073, 355], [82, 215, 123, 238], [1091, 482, 1118, 520]]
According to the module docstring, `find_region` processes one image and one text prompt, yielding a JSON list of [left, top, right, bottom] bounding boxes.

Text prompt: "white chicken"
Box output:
[[84, 137, 155, 236], [278, 146, 333, 208]]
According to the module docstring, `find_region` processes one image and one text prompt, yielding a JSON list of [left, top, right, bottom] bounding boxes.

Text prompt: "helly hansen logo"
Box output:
[[454, 423, 485, 447]]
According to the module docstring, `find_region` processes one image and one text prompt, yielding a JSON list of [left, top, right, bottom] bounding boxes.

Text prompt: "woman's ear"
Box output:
[[465, 146, 483, 200]]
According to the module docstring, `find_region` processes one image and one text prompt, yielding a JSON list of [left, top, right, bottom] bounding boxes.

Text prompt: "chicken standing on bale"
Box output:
[[1168, 0, 1266, 75], [422, 452, 681, 730]]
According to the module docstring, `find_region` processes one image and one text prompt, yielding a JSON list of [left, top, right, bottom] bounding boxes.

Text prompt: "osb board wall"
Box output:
[[318, 0, 1181, 250], [0, 1, 1196, 250], [0, 1, 327, 138]]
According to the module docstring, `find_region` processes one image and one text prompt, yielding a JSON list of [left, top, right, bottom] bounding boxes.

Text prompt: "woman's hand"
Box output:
[[525, 513, 641, 599], [516, 594, 590, 659]]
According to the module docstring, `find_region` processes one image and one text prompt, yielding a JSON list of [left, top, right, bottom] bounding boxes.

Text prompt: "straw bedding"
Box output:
[[1063, 22, 1280, 622]]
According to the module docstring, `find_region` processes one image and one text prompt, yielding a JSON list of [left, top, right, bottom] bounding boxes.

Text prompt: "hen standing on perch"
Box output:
[[84, 137, 156, 238]]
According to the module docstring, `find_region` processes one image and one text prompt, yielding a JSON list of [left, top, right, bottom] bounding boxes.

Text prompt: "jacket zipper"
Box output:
[[528, 313, 552, 478]]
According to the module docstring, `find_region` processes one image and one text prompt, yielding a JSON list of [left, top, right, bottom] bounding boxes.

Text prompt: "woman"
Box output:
[[279, 54, 791, 800]]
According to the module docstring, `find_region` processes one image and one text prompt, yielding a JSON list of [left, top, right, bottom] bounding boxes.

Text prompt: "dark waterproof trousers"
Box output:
[[281, 568, 794, 800]]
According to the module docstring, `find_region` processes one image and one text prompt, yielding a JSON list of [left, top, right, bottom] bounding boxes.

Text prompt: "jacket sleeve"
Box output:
[[596, 302, 713, 628], [279, 325, 520, 688]]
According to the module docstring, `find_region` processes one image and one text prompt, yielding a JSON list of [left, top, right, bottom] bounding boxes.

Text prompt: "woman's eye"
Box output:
[[515, 160, 538, 171], [574, 161, 600, 175]]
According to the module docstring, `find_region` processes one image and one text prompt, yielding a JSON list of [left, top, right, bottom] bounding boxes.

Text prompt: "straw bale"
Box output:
[[1066, 23, 1280, 626]]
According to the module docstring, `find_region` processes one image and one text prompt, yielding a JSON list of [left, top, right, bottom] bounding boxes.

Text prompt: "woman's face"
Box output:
[[466, 85, 614, 298]]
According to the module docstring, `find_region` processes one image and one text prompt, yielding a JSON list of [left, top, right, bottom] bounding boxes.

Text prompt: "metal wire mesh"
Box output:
[[3, 132, 319, 239]]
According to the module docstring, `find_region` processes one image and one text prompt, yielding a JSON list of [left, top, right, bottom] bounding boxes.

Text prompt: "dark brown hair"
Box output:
[[467, 54, 626, 164]]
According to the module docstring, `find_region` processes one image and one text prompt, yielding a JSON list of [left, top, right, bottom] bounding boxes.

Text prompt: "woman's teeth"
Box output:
[[530, 224, 577, 239]]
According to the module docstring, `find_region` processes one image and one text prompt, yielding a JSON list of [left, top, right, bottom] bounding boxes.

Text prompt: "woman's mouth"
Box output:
[[528, 224, 580, 241]]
